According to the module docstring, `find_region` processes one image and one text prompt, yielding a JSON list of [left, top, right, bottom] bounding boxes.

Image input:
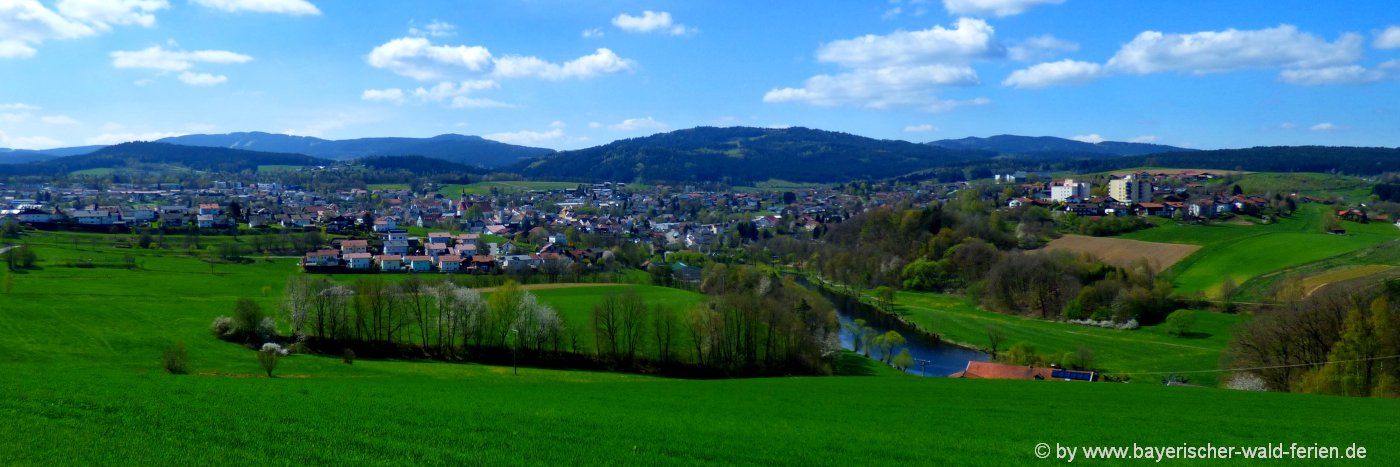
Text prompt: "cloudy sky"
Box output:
[[1, 0, 1398, 150]]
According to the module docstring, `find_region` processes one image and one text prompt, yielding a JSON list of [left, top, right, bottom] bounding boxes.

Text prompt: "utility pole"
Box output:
[[511, 328, 520, 376]]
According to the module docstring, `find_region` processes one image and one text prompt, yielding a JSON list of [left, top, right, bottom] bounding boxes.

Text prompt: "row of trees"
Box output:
[[1225, 281, 1400, 397], [218, 268, 841, 377], [815, 204, 1176, 325]]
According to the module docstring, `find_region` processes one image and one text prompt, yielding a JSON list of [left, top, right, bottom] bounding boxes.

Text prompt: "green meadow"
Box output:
[[3, 231, 1399, 463], [437, 181, 587, 196], [890, 291, 1245, 387], [1119, 204, 1400, 297]]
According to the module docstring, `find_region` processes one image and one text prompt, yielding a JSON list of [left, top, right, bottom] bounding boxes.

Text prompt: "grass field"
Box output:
[[256, 165, 303, 173], [1104, 167, 1249, 176], [1119, 204, 1400, 297], [890, 291, 1245, 387], [1043, 234, 1200, 273], [437, 181, 586, 196], [4, 231, 1399, 463]]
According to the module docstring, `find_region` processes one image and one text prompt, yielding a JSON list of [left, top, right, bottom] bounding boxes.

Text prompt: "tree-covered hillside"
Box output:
[[518, 126, 993, 183]]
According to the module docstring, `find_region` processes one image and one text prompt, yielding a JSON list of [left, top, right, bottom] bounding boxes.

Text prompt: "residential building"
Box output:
[[1050, 179, 1092, 202], [1109, 175, 1152, 204]]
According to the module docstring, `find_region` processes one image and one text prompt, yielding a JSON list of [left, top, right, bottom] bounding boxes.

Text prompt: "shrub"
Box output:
[[1165, 309, 1197, 336], [256, 317, 279, 342], [342, 348, 355, 365], [210, 315, 235, 338], [162, 342, 189, 375], [258, 343, 284, 377], [232, 298, 265, 339]]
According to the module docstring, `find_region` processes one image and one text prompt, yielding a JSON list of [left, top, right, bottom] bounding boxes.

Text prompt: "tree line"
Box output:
[[212, 267, 841, 377], [812, 203, 1177, 325], [1224, 281, 1400, 397]]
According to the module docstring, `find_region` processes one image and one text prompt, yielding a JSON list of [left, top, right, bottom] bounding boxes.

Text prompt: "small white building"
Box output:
[[344, 253, 373, 269]]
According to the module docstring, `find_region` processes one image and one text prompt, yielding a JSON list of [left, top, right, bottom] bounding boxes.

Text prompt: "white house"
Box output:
[[376, 255, 403, 272], [1050, 179, 1092, 202], [344, 253, 373, 269], [438, 255, 463, 273], [406, 255, 433, 272], [71, 210, 120, 225]]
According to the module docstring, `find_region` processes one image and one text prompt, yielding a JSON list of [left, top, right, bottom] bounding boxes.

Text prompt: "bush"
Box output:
[[232, 298, 265, 339], [258, 343, 285, 377], [342, 348, 355, 365], [162, 342, 189, 375], [256, 317, 279, 342], [1165, 309, 1197, 336], [210, 315, 235, 338]]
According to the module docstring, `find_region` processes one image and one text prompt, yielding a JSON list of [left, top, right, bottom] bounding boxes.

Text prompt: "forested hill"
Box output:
[[1019, 145, 1400, 177], [159, 132, 555, 168], [0, 142, 332, 176], [929, 134, 1194, 158], [517, 126, 993, 183]]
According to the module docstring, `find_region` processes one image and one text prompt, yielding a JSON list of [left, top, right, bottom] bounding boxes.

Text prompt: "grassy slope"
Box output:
[[4, 232, 1399, 463], [892, 292, 1244, 387], [1119, 204, 1400, 296]]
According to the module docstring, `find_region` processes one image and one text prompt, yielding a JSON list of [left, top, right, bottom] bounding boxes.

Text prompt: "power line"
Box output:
[[1114, 354, 1400, 376]]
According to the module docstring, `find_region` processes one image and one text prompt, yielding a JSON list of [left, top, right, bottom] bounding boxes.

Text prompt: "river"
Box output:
[[803, 278, 990, 377]]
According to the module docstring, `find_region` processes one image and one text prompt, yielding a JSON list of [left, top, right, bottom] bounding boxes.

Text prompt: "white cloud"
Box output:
[[177, 71, 227, 86], [1, 113, 33, 123], [365, 37, 492, 81], [111, 45, 252, 71], [366, 37, 633, 82], [410, 80, 508, 108], [765, 65, 981, 111], [582, 28, 604, 38], [904, 124, 938, 133], [0, 0, 100, 59], [409, 19, 455, 38], [587, 121, 602, 129], [55, 0, 167, 29], [492, 48, 635, 80], [1002, 59, 1102, 88], [361, 88, 405, 103], [191, 0, 319, 15], [816, 18, 1003, 68], [1310, 122, 1337, 131], [942, 0, 1063, 17], [0, 103, 41, 111], [608, 117, 667, 131], [1128, 135, 1158, 143], [41, 115, 80, 125], [0, 40, 38, 59], [0, 130, 65, 149], [1279, 65, 1387, 86], [881, 7, 903, 19], [1008, 34, 1078, 61], [612, 11, 692, 35], [1106, 25, 1362, 75], [1279, 122, 1297, 129], [1375, 26, 1400, 49], [362, 81, 509, 108], [484, 128, 564, 146], [1070, 133, 1105, 144], [85, 131, 183, 145], [550, 120, 566, 129]]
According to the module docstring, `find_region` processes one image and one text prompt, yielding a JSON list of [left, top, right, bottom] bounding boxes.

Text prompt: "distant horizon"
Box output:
[[13, 126, 1400, 155], [3, 0, 1399, 151]]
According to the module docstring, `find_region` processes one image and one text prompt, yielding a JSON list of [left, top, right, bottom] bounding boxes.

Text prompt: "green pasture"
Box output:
[[889, 291, 1245, 387], [3, 230, 1399, 464], [1119, 204, 1400, 296]]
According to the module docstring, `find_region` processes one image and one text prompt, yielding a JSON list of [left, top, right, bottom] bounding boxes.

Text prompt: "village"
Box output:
[[2, 170, 1393, 277]]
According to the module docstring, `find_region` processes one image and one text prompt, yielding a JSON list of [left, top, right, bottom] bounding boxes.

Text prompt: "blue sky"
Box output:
[[1, 0, 1398, 151]]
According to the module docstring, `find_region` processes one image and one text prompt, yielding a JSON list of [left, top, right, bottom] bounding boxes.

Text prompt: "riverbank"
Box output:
[[798, 273, 1247, 386]]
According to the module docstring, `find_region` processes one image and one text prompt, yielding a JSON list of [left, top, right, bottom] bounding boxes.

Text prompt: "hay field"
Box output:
[[1044, 234, 1201, 273]]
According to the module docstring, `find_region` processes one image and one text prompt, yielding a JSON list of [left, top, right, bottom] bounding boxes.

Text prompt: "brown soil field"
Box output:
[[1043, 234, 1201, 273]]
